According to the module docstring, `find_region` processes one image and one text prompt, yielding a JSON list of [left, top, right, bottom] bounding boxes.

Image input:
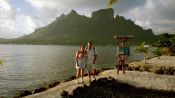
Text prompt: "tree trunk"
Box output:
[[144, 53, 148, 63]]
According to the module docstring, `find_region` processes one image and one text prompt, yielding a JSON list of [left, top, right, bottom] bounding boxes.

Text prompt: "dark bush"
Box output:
[[19, 90, 32, 97], [154, 67, 164, 74], [33, 87, 47, 94], [165, 67, 174, 75], [60, 90, 69, 98], [52, 81, 60, 87]]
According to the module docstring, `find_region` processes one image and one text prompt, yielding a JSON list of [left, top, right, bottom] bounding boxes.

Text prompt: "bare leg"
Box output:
[[117, 64, 119, 75], [122, 64, 125, 75], [93, 69, 96, 80], [88, 70, 91, 82], [81, 69, 84, 83], [76, 68, 80, 83], [76, 68, 79, 78]]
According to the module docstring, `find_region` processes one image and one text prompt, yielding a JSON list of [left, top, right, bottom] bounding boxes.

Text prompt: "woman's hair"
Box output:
[[80, 45, 85, 49], [88, 41, 92, 44]]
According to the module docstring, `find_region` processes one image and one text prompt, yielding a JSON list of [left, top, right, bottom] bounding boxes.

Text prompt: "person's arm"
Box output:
[[85, 51, 88, 60], [75, 50, 79, 66], [85, 47, 88, 51], [93, 47, 97, 64]]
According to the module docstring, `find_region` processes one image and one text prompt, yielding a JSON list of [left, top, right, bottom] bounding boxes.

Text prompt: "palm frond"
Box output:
[[0, 60, 4, 65], [140, 42, 145, 48], [108, 0, 119, 6], [135, 42, 148, 53]]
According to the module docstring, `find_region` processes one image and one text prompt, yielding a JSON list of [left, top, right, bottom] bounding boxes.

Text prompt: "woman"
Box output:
[[75, 45, 87, 83]]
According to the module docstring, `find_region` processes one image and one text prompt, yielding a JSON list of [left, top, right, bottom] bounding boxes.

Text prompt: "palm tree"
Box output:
[[135, 42, 149, 63]]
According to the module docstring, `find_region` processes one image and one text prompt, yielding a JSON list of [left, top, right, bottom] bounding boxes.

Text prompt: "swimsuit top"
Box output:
[[78, 51, 87, 60]]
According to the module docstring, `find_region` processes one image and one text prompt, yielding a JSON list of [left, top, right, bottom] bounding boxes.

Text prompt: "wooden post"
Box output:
[[114, 35, 133, 74]]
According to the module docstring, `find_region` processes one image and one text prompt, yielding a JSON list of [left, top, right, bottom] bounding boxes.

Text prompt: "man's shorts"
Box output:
[[86, 64, 97, 71]]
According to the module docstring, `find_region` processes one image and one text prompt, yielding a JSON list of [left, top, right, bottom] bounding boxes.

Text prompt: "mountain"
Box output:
[[0, 8, 158, 45]]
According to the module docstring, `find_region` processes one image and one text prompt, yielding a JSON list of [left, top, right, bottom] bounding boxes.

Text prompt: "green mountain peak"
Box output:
[[0, 8, 158, 45]]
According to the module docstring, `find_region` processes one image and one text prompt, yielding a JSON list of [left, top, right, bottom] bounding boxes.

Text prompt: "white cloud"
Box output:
[[15, 15, 38, 34], [1, 0, 175, 38], [123, 0, 175, 34], [23, 0, 175, 35], [24, 16, 37, 32], [0, 0, 11, 11], [0, 0, 17, 38], [25, 0, 106, 9], [25, 0, 110, 17], [0, 0, 16, 20], [0, 0, 40, 38]]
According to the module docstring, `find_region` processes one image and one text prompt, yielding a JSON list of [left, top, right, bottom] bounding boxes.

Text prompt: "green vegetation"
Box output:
[[155, 33, 175, 55], [0, 8, 158, 45], [153, 48, 162, 59], [108, 0, 119, 6], [135, 42, 149, 63], [0, 60, 3, 65]]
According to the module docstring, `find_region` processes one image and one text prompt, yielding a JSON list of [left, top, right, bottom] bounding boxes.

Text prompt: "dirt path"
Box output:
[[24, 70, 175, 98]]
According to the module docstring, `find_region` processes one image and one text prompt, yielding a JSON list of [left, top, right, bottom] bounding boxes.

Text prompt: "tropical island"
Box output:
[[0, 0, 175, 98], [0, 8, 160, 45], [10, 8, 175, 97]]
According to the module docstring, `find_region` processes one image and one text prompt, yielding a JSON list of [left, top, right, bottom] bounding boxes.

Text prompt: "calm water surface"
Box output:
[[0, 45, 154, 97]]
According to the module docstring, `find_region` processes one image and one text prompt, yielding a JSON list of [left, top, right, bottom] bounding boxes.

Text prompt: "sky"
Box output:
[[0, 0, 175, 38]]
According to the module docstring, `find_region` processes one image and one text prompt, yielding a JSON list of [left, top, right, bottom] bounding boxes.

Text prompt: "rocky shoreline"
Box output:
[[14, 69, 108, 98], [13, 56, 175, 98], [14, 81, 61, 98]]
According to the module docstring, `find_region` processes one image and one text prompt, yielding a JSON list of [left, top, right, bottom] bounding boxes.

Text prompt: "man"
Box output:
[[86, 41, 97, 82]]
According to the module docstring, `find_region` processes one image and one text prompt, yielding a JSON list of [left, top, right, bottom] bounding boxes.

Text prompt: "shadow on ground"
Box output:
[[61, 77, 175, 98]]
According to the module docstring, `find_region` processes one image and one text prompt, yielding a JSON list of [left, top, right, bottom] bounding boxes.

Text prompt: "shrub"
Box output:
[[154, 67, 164, 74], [60, 90, 69, 98]]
